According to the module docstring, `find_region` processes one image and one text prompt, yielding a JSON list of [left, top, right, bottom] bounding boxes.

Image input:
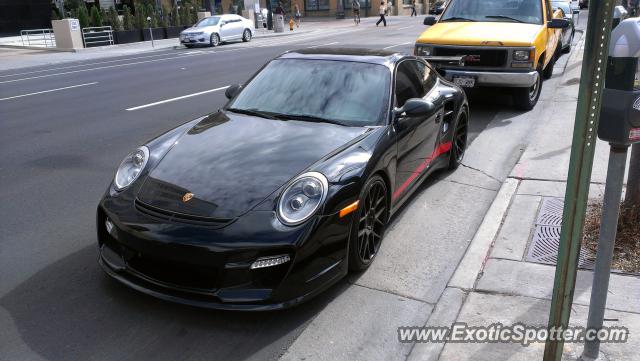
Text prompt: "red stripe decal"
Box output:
[[392, 141, 453, 200]]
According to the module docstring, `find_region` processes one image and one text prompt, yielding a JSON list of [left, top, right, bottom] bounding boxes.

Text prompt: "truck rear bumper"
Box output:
[[443, 69, 539, 88]]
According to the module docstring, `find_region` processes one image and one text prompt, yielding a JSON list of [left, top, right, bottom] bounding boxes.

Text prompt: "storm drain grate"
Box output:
[[526, 197, 596, 269]]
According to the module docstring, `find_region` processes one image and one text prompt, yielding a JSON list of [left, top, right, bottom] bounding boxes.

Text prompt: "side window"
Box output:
[[395, 61, 425, 107], [416, 61, 438, 94]]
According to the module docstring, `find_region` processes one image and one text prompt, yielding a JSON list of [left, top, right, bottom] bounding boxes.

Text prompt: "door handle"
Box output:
[[434, 112, 442, 123]]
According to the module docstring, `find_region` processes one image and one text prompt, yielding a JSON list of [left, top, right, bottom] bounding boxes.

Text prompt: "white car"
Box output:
[[180, 15, 255, 47]]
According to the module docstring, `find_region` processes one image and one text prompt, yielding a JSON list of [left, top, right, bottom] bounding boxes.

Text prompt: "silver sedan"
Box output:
[[180, 14, 255, 47]]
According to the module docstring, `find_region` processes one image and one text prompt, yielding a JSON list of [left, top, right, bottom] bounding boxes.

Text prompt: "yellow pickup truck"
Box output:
[[415, 0, 569, 110]]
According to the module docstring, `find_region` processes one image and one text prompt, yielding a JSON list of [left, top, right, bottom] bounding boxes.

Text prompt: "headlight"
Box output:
[[414, 44, 433, 56], [277, 172, 328, 226], [114, 146, 149, 191], [513, 49, 533, 61]]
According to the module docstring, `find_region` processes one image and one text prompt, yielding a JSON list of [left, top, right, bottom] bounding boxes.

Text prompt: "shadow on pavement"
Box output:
[[0, 244, 348, 361]]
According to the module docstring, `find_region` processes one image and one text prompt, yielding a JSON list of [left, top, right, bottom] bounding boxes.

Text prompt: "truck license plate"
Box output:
[[453, 76, 476, 88]]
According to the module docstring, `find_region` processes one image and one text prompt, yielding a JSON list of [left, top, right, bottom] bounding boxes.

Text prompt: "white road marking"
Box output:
[[306, 42, 339, 48], [396, 26, 414, 30], [0, 53, 202, 84], [0, 82, 98, 101], [125, 85, 230, 111], [383, 41, 412, 50], [0, 50, 189, 79]]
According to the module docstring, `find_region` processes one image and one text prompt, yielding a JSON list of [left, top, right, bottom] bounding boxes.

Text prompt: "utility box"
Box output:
[[52, 19, 84, 50], [598, 18, 640, 146], [197, 12, 212, 21], [274, 14, 284, 32]]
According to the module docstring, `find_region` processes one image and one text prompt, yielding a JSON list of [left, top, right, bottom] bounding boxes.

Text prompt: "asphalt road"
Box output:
[[0, 14, 583, 361]]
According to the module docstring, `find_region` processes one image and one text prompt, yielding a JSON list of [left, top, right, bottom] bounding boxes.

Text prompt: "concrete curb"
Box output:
[[447, 178, 519, 290], [0, 44, 78, 52]]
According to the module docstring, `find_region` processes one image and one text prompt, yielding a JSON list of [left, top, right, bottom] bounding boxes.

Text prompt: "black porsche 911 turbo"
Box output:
[[97, 48, 469, 310]]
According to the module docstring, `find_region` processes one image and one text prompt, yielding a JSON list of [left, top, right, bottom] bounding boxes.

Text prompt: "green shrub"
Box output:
[[170, 6, 181, 26], [77, 4, 90, 28], [145, 3, 158, 27], [106, 7, 122, 31], [134, 1, 146, 29], [90, 6, 102, 27], [122, 5, 134, 30]]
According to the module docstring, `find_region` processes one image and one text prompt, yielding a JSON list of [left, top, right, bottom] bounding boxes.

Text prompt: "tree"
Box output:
[[51, 9, 60, 21], [122, 5, 135, 30], [77, 4, 90, 28], [90, 6, 102, 27]]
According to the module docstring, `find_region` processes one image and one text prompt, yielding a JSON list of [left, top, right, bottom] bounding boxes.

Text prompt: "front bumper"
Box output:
[[97, 196, 352, 310], [442, 69, 539, 88]]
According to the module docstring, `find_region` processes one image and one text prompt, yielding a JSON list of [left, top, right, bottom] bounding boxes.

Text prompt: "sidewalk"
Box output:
[[407, 36, 640, 360]]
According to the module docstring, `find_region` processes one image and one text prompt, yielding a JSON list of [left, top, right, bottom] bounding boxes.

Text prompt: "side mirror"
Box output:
[[219, 21, 225, 27], [547, 18, 569, 29], [394, 98, 435, 118], [423, 16, 437, 26], [225, 84, 242, 99]]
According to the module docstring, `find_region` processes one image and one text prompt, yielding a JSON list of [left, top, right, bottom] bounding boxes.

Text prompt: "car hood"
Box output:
[[182, 26, 216, 34], [417, 22, 542, 46], [137, 111, 370, 219]]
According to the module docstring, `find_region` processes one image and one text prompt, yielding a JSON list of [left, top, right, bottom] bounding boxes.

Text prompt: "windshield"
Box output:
[[195, 17, 220, 27], [228, 59, 391, 127], [441, 0, 543, 24]]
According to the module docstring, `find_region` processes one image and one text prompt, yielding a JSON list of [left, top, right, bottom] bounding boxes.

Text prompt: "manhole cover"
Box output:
[[526, 197, 596, 269]]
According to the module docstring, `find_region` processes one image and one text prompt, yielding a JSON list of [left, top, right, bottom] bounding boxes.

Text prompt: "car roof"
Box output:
[[278, 48, 405, 66]]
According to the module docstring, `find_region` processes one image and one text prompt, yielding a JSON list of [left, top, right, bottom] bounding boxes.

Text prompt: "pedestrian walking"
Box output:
[[275, 2, 285, 16], [353, 0, 361, 24], [410, 0, 417, 16], [294, 2, 301, 27], [376, 1, 387, 27]]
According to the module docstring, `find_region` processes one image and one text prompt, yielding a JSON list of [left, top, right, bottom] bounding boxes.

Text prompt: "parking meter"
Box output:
[[598, 18, 640, 147]]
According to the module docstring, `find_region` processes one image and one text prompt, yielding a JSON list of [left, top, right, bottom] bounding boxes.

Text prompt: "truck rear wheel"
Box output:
[[513, 67, 542, 111]]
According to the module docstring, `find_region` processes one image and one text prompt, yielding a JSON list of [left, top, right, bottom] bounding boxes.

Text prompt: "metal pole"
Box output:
[[543, 0, 617, 360], [580, 146, 628, 361]]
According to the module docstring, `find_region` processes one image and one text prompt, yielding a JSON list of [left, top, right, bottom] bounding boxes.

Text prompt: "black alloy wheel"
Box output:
[[349, 175, 389, 271], [449, 111, 468, 169]]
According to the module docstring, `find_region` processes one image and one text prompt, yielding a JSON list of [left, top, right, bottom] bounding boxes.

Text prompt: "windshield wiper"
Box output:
[[281, 114, 345, 126], [226, 108, 279, 120], [440, 16, 476, 22], [484, 15, 525, 23]]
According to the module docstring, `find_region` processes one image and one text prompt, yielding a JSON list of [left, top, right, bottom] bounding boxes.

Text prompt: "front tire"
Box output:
[[348, 175, 389, 272], [542, 49, 557, 80], [242, 29, 252, 42], [513, 67, 542, 111], [210, 33, 220, 47]]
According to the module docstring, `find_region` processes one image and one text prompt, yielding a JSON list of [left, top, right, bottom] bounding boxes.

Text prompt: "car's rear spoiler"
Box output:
[[420, 55, 465, 67]]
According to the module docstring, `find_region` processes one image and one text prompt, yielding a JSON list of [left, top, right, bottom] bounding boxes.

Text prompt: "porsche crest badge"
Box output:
[[182, 192, 194, 203]]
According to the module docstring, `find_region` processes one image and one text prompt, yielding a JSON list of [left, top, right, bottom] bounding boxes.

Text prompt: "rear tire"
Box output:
[[210, 33, 220, 47], [513, 66, 542, 111], [348, 175, 389, 272], [449, 110, 468, 169], [242, 29, 252, 42], [184, 44, 194, 48]]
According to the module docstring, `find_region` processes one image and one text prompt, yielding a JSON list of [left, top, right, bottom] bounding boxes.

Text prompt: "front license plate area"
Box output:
[[453, 76, 476, 88]]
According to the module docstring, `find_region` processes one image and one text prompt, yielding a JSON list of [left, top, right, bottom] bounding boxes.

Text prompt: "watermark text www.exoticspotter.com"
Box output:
[[398, 322, 629, 346]]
